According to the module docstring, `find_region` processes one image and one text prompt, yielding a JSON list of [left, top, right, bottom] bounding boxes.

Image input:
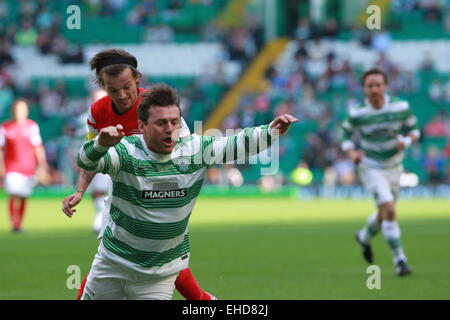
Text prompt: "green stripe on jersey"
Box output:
[[362, 148, 400, 160], [114, 141, 205, 177], [112, 179, 204, 209], [77, 154, 96, 171], [83, 140, 106, 162], [121, 155, 204, 177], [110, 204, 190, 240], [102, 153, 112, 174], [351, 110, 410, 126], [360, 132, 397, 142], [102, 227, 190, 268], [123, 135, 149, 156]]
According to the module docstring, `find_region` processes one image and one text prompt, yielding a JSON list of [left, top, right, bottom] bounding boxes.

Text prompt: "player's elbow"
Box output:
[[341, 140, 355, 152], [76, 155, 96, 172]]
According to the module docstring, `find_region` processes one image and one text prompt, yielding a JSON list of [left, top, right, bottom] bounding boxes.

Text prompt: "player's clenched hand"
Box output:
[[270, 114, 298, 135], [98, 124, 124, 147], [348, 149, 365, 165], [396, 135, 412, 151], [62, 191, 84, 218]]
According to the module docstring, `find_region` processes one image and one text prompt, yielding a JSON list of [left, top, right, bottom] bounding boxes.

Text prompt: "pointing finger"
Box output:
[[285, 115, 298, 122], [278, 115, 288, 124]]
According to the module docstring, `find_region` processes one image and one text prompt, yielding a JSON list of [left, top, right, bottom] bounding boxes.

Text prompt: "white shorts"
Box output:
[[82, 252, 177, 300], [358, 165, 402, 206], [4, 172, 36, 198], [88, 173, 111, 194]]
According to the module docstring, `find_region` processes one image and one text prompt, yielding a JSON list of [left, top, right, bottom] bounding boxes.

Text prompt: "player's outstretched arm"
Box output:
[[62, 169, 96, 217], [78, 125, 124, 170], [64, 125, 125, 216], [76, 124, 123, 193], [63, 124, 125, 217], [200, 114, 298, 165], [269, 114, 298, 136]]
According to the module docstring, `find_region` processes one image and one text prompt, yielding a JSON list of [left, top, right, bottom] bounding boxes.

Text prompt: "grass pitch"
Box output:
[[0, 197, 449, 300]]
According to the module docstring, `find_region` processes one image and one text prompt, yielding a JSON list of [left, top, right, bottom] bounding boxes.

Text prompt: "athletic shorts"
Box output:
[[358, 164, 402, 206], [88, 173, 111, 194], [4, 172, 36, 198], [82, 252, 177, 300]]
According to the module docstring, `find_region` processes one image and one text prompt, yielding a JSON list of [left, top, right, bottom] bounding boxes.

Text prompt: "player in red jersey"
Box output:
[[0, 99, 49, 232], [61, 48, 215, 300]]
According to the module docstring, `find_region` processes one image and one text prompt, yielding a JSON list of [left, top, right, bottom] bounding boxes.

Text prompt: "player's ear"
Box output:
[[138, 119, 145, 133]]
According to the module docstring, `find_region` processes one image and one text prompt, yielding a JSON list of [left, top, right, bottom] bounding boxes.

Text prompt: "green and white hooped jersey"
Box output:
[[341, 95, 420, 169], [78, 124, 274, 277]]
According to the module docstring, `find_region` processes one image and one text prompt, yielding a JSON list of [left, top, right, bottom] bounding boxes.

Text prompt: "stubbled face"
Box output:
[[139, 105, 181, 154], [364, 74, 387, 109], [102, 68, 139, 113], [13, 100, 29, 122]]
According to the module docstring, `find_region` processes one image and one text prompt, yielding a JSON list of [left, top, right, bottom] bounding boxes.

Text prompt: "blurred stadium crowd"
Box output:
[[0, 0, 449, 190]]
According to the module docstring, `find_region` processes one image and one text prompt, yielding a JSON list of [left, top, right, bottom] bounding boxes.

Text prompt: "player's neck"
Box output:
[[13, 117, 27, 125], [112, 101, 132, 115], [369, 96, 385, 109], [146, 144, 173, 161]]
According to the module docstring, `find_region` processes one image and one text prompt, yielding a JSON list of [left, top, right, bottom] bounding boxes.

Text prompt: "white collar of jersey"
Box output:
[[139, 135, 173, 162], [365, 94, 390, 111]]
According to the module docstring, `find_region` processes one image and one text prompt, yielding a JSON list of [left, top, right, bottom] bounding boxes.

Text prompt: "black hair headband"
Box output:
[[97, 56, 137, 72]]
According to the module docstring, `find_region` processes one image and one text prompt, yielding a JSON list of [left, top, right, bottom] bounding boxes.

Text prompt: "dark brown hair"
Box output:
[[89, 48, 142, 87], [138, 84, 181, 124], [362, 68, 388, 86]]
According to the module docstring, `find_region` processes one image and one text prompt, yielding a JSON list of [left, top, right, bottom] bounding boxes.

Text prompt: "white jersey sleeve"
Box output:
[[29, 122, 43, 146], [0, 126, 5, 148]]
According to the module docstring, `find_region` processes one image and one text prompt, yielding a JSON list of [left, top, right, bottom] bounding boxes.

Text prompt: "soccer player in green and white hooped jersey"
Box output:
[[77, 84, 298, 299], [341, 68, 420, 276]]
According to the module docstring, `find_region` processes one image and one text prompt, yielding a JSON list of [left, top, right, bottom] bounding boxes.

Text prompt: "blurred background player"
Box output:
[[61, 48, 213, 300], [0, 99, 50, 232], [341, 68, 420, 276]]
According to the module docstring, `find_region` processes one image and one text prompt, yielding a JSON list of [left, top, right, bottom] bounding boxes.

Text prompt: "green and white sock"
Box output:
[[358, 212, 380, 244], [381, 220, 407, 264]]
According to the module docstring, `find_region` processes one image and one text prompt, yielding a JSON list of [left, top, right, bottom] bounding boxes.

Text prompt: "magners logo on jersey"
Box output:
[[142, 189, 187, 199]]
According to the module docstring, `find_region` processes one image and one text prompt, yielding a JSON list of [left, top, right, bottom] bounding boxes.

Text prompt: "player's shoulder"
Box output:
[[120, 134, 147, 154], [389, 96, 408, 104], [388, 96, 410, 110], [90, 95, 112, 114], [26, 118, 39, 126], [139, 87, 147, 94], [1, 120, 13, 127], [347, 100, 371, 118], [179, 134, 196, 144], [173, 134, 201, 156], [122, 134, 142, 145]]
